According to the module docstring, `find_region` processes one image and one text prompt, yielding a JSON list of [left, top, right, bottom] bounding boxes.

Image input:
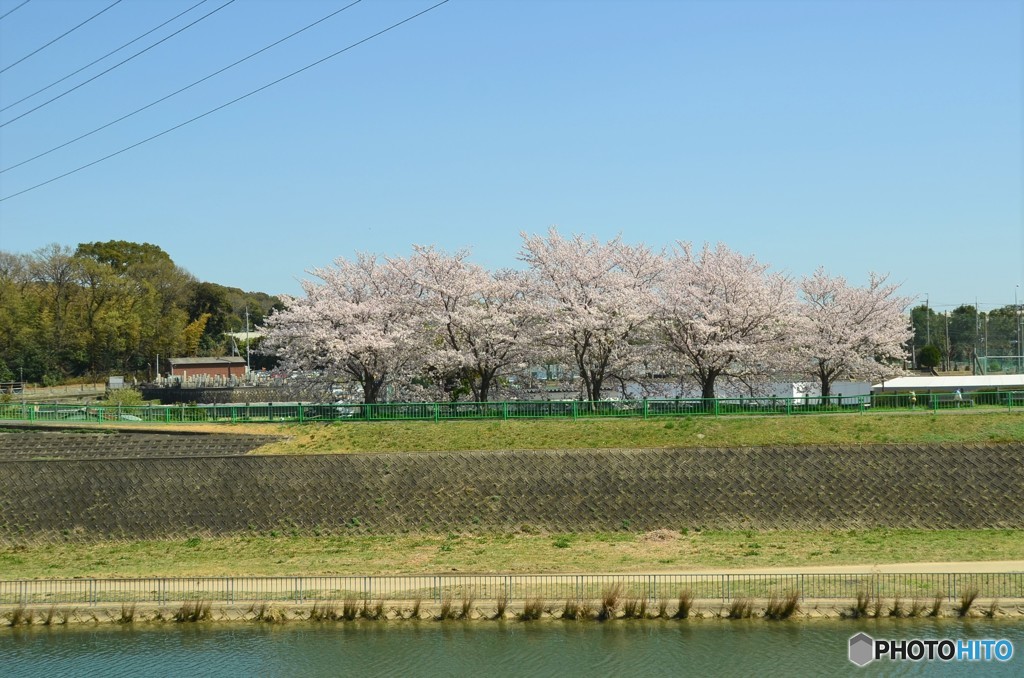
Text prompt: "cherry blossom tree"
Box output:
[[519, 227, 662, 402], [261, 253, 422, 404], [399, 246, 537, 402], [797, 268, 912, 397], [657, 242, 797, 399]]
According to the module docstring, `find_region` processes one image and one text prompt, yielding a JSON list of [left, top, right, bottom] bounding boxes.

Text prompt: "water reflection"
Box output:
[[2, 619, 1022, 677]]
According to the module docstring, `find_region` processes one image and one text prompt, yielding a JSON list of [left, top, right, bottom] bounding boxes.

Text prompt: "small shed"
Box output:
[[168, 356, 247, 379]]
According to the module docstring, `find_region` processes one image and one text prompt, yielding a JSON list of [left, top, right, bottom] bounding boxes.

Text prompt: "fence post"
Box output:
[[434, 403, 439, 423], [298, 403, 304, 424], [643, 399, 649, 419], [714, 398, 720, 416], [572, 401, 578, 421], [502, 402, 508, 420]]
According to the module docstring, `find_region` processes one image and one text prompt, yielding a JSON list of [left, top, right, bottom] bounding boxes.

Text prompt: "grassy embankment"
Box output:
[[249, 410, 1024, 454], [3, 529, 1023, 580], [2, 410, 1022, 579]]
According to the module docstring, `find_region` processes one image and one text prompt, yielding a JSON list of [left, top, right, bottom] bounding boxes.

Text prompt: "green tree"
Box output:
[[918, 344, 941, 369]]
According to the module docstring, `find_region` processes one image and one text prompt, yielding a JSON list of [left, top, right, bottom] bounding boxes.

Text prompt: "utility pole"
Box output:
[[944, 312, 950, 371], [1017, 285, 1021, 374], [925, 293, 931, 346]]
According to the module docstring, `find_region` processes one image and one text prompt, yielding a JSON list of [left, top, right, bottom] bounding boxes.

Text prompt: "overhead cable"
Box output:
[[0, 0, 213, 114], [2, 0, 363, 173], [0, 0, 124, 75], [0, 0, 32, 23], [0, 0, 451, 202], [0, 0, 237, 127]]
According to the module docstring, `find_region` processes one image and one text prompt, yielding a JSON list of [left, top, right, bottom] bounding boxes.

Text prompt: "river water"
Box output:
[[2, 618, 1022, 676]]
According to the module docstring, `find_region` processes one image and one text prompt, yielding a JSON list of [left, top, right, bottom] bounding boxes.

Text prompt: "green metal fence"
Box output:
[[2, 572, 1022, 607], [1, 391, 1022, 426]]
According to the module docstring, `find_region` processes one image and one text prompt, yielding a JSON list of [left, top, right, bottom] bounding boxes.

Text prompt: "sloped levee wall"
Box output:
[[0, 441, 1022, 543]]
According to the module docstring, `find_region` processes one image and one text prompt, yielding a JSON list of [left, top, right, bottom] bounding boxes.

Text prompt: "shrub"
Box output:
[[494, 591, 508, 619], [562, 599, 582, 620], [342, 597, 359, 621], [764, 591, 800, 620], [521, 597, 544, 621], [438, 592, 455, 620], [599, 584, 622, 621], [907, 598, 925, 618], [727, 598, 753, 619], [919, 345, 941, 369], [928, 594, 943, 617], [674, 590, 694, 619], [657, 598, 669, 619], [889, 596, 904, 618], [174, 600, 211, 623], [410, 595, 422, 620], [459, 590, 475, 620], [309, 601, 338, 622], [119, 603, 136, 624], [848, 591, 870, 619], [8, 605, 28, 626], [957, 587, 979, 617], [622, 597, 641, 619]]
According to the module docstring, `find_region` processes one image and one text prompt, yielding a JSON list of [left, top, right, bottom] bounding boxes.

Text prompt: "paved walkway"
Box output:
[[675, 560, 1024, 576]]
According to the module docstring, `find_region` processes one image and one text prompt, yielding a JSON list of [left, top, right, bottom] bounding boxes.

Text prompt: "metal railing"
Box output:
[[1, 391, 1022, 426], [1, 572, 1021, 607]]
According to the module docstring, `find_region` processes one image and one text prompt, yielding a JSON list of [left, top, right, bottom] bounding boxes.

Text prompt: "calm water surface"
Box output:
[[3, 618, 1022, 677]]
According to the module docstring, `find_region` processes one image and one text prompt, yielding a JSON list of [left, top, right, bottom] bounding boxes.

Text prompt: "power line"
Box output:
[[0, 0, 32, 23], [0, 0, 124, 75], [0, 0, 451, 202], [0, 0, 237, 128], [2, 0, 364, 173], [0, 0, 213, 114]]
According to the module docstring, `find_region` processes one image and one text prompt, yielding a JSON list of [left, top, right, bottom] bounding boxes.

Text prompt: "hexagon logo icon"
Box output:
[[849, 632, 875, 666]]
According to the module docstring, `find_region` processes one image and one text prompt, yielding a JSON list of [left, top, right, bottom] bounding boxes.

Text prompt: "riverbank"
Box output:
[[5, 597, 1024, 628], [4, 409, 1023, 453], [4, 530, 1024, 579]]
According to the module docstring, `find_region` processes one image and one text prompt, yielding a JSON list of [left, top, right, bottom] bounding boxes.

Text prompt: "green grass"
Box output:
[[252, 411, 1024, 454], [2, 529, 1022, 579]]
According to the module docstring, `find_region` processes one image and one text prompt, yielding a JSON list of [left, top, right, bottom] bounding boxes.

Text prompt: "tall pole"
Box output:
[[1017, 285, 1021, 374], [944, 312, 950, 371], [926, 294, 930, 346], [245, 306, 251, 380]]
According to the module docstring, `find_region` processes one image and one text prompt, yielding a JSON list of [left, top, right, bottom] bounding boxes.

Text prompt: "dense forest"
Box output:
[[0, 241, 281, 384]]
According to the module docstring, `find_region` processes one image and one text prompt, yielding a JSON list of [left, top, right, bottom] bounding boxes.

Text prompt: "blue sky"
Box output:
[[0, 0, 1020, 314]]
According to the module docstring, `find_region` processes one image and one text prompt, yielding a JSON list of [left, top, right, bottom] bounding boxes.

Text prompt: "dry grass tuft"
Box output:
[[459, 590, 475, 620], [409, 595, 422, 620], [929, 593, 943, 618], [494, 591, 508, 619], [309, 601, 338, 622], [118, 603, 136, 624], [727, 598, 754, 619], [907, 597, 925, 618], [957, 587, 979, 617], [599, 584, 622, 621], [764, 591, 800, 620], [889, 596, 904, 618], [342, 596, 359, 621], [174, 600, 211, 623], [8, 605, 29, 626], [674, 590, 694, 619], [438, 592, 455, 620], [520, 597, 544, 621]]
